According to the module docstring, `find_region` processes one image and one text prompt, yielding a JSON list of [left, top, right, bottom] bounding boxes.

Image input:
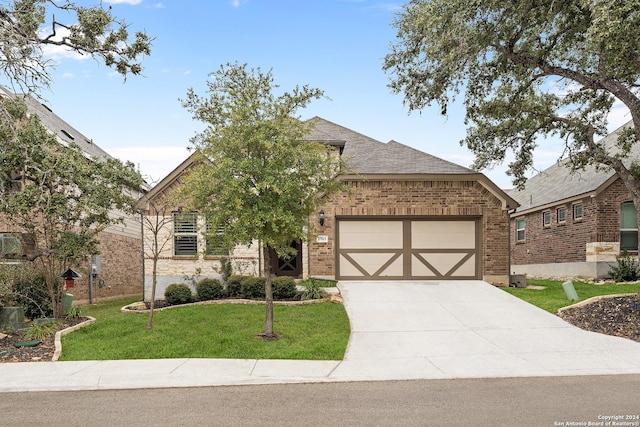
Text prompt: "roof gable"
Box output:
[[510, 120, 634, 213]]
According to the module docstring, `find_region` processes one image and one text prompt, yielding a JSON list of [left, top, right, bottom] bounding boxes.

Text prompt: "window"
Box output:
[[542, 211, 551, 227], [620, 201, 638, 251], [173, 212, 197, 256], [516, 218, 525, 241], [557, 207, 566, 224], [573, 203, 583, 220], [0, 233, 21, 254], [205, 222, 228, 256]]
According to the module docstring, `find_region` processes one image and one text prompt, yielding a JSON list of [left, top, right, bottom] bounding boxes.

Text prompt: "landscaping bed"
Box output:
[[0, 317, 87, 363], [558, 294, 640, 342]]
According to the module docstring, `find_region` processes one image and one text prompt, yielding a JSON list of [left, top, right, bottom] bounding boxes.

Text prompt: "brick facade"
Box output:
[[510, 178, 632, 277], [309, 179, 511, 285], [70, 230, 143, 303], [511, 178, 631, 265]]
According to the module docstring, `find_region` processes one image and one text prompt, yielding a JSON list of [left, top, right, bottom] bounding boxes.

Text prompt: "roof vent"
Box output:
[[40, 103, 53, 112], [60, 129, 75, 140]]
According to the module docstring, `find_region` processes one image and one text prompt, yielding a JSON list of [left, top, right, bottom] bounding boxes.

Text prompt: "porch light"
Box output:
[[319, 210, 325, 226]]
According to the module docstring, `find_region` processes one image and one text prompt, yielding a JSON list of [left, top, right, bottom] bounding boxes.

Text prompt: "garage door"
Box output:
[[336, 218, 479, 280]]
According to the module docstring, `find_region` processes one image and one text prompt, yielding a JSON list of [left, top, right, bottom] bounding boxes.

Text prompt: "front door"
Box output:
[[270, 241, 303, 277]]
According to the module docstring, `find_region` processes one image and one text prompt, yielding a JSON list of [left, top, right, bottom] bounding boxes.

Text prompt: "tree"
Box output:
[[180, 63, 344, 339], [139, 195, 175, 329], [0, 96, 144, 318], [384, 1, 640, 222], [0, 1, 150, 318], [0, 0, 152, 94]]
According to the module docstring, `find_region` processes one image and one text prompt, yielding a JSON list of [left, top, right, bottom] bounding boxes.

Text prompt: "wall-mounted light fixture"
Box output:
[[319, 210, 325, 226]]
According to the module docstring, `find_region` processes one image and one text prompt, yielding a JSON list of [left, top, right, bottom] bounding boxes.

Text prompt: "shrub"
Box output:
[[196, 278, 224, 301], [14, 272, 52, 319], [0, 264, 52, 319], [240, 276, 265, 299], [164, 283, 194, 305], [272, 276, 297, 300], [609, 251, 640, 282], [300, 278, 328, 300], [226, 275, 246, 298]]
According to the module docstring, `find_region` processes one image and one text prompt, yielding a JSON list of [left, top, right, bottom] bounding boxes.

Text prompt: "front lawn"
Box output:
[[502, 279, 640, 313], [61, 297, 350, 361]]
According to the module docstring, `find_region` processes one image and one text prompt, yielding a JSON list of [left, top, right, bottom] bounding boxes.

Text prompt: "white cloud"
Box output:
[[40, 27, 89, 62], [154, 3, 166, 8], [607, 99, 632, 131], [108, 146, 191, 183]]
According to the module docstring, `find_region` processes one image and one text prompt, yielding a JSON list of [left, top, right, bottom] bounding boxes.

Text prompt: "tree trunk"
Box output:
[[147, 258, 157, 329], [263, 247, 276, 339]]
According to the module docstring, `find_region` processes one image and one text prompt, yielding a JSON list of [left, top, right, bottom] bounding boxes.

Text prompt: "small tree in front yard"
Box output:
[[0, 96, 144, 318], [181, 62, 345, 339], [139, 195, 175, 329]]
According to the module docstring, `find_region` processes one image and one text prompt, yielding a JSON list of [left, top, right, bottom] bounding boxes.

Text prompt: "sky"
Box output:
[[28, 0, 633, 188]]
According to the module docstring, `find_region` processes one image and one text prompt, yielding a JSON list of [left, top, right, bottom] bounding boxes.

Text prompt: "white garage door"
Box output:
[[336, 218, 479, 280]]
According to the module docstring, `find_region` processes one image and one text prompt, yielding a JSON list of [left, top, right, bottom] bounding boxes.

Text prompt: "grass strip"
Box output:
[[502, 279, 640, 313], [61, 297, 350, 361]]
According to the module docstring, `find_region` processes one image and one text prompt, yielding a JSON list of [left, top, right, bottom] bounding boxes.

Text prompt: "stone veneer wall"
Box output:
[[308, 179, 511, 285], [142, 214, 261, 301]]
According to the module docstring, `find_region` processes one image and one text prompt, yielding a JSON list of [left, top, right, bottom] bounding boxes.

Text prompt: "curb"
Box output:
[[52, 316, 96, 362], [557, 293, 639, 315], [121, 296, 341, 313]]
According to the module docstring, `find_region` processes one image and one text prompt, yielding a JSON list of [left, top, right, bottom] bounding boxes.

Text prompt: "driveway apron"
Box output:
[[330, 280, 640, 380]]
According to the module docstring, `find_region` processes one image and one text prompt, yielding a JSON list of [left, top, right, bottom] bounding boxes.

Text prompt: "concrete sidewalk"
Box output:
[[2, 280, 640, 392]]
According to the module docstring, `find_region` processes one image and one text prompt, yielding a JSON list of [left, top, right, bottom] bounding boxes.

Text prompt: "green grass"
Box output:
[[502, 279, 640, 313], [60, 297, 350, 361]]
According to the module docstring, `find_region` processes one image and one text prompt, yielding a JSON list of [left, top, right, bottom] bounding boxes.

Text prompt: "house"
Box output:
[[139, 117, 518, 299], [509, 120, 636, 280], [0, 86, 145, 302]]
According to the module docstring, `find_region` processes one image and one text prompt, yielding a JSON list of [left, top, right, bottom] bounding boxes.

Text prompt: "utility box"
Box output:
[[63, 293, 74, 315], [0, 306, 28, 330], [511, 274, 527, 288], [91, 254, 101, 275], [562, 281, 579, 301]]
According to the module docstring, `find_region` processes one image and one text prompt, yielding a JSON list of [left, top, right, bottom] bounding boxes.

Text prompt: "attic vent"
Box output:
[[85, 138, 93, 144], [60, 129, 75, 140], [40, 103, 52, 112]]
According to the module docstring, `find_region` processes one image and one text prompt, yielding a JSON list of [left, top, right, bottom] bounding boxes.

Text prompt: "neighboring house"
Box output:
[[509, 120, 636, 280], [0, 86, 145, 302], [140, 117, 517, 299]]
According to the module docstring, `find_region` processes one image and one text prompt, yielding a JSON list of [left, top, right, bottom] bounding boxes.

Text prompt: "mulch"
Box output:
[[3, 294, 640, 363], [0, 317, 87, 363], [558, 294, 640, 342]]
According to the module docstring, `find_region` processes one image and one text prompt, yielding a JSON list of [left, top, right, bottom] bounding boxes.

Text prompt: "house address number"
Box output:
[[316, 235, 329, 243]]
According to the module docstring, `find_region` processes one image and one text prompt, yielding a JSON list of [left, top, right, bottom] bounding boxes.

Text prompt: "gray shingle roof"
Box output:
[[305, 117, 474, 175], [509, 120, 635, 213]]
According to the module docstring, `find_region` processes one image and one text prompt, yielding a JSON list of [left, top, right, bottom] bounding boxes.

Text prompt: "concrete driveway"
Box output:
[[331, 280, 640, 380]]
